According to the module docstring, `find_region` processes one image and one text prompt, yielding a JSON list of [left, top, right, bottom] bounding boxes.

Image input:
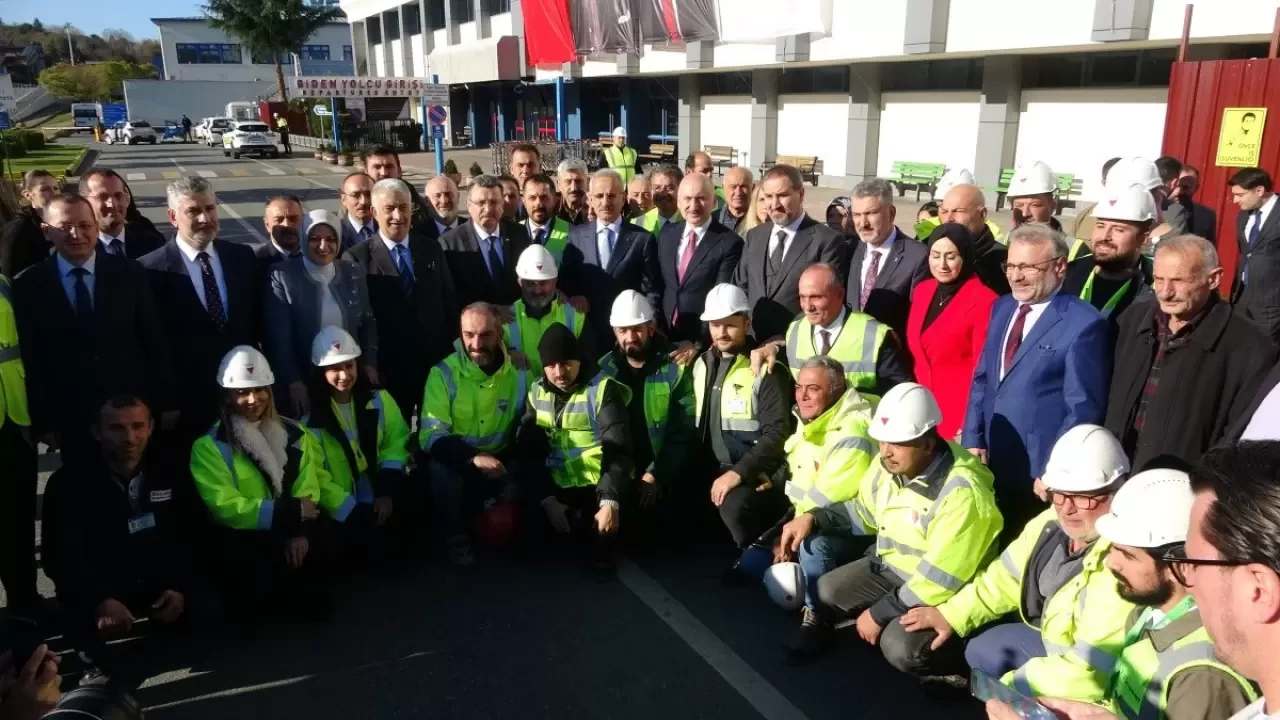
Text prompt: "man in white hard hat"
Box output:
[[1108, 157, 1176, 236], [780, 383, 1002, 672], [1006, 161, 1063, 233], [1071, 157, 1124, 258], [505, 244, 592, 372], [1061, 183, 1155, 322], [603, 127, 638, 187], [596, 290, 696, 516], [695, 284, 794, 554], [903, 425, 1136, 705]]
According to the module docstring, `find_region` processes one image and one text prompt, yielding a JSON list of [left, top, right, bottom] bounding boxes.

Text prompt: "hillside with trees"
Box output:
[[0, 18, 161, 67]]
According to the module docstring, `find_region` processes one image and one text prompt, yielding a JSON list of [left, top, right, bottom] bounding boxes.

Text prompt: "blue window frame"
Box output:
[[252, 50, 294, 65], [175, 43, 243, 65], [301, 45, 331, 60], [343, 45, 354, 62]]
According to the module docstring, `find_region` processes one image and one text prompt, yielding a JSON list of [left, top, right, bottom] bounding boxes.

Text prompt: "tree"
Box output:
[[38, 61, 154, 101], [204, 0, 344, 102]]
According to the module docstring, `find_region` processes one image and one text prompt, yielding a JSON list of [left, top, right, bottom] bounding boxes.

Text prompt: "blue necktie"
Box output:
[[70, 267, 93, 322], [393, 244, 415, 294], [485, 238, 503, 279], [600, 228, 616, 267], [1243, 210, 1263, 284], [101, 239, 123, 257]]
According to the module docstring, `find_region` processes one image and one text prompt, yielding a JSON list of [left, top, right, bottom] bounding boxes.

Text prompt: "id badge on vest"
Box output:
[[726, 397, 748, 414], [128, 513, 157, 534]]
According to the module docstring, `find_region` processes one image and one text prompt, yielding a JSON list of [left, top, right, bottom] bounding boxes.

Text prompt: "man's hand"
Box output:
[[542, 497, 571, 534], [286, 537, 309, 568], [710, 470, 743, 506], [899, 606, 955, 650], [855, 609, 882, 645], [668, 342, 698, 367], [299, 497, 319, 520], [595, 503, 619, 535], [363, 365, 380, 386], [0, 645, 60, 720], [160, 410, 180, 431], [1033, 478, 1048, 502], [779, 512, 818, 555], [986, 698, 1121, 720], [569, 295, 589, 313], [289, 381, 311, 418], [749, 341, 783, 377], [95, 598, 135, 637], [968, 447, 988, 464], [151, 590, 186, 624], [472, 454, 507, 479], [509, 350, 530, 371], [637, 472, 661, 508]]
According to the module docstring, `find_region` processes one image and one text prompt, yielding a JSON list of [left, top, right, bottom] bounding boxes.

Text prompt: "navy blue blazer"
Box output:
[[962, 292, 1110, 501], [560, 219, 662, 340]]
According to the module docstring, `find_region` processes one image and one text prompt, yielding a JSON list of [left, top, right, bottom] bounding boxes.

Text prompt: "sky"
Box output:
[[4, 0, 205, 40]]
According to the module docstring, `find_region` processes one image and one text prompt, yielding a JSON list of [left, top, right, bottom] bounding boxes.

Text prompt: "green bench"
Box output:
[[990, 169, 1084, 210], [885, 161, 947, 201]]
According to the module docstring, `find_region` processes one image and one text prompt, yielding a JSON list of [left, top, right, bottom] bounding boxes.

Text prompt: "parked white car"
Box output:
[[205, 117, 233, 147], [222, 121, 279, 159], [194, 117, 213, 141], [104, 120, 158, 145]]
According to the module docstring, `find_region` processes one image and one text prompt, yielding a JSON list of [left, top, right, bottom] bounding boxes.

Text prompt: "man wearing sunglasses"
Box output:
[[902, 424, 1135, 705]]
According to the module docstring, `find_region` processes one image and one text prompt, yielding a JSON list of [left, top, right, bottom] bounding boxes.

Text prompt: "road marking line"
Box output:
[[218, 202, 267, 244], [169, 158, 190, 174], [161, 172, 179, 180], [246, 157, 286, 176], [297, 167, 316, 175], [328, 166, 347, 173], [126, 173, 146, 181], [197, 170, 217, 179], [617, 559, 812, 720], [230, 168, 250, 177]]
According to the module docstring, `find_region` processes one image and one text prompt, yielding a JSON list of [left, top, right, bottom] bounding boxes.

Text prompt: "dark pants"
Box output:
[[964, 622, 1046, 679], [336, 503, 404, 569], [429, 459, 508, 539], [0, 422, 38, 613], [279, 132, 291, 154], [718, 481, 790, 548], [537, 486, 618, 566], [211, 526, 327, 620], [816, 557, 967, 676]]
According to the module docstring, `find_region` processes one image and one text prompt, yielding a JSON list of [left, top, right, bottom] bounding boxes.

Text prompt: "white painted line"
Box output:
[[218, 202, 268, 244], [197, 170, 217, 179], [126, 173, 146, 181], [247, 157, 286, 176], [328, 166, 348, 173], [169, 158, 190, 174], [616, 558, 812, 720]]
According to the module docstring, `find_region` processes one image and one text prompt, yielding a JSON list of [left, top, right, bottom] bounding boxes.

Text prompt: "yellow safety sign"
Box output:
[[1216, 107, 1267, 167]]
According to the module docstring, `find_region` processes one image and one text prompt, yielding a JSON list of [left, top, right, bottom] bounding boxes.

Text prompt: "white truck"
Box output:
[[225, 102, 259, 123]]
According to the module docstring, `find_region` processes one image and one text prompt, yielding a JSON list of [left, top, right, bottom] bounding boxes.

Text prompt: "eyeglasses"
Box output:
[[1001, 258, 1062, 276], [1046, 490, 1109, 510], [1162, 545, 1248, 588], [468, 199, 503, 209]]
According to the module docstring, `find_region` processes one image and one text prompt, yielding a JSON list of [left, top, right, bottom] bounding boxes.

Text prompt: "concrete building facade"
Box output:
[[154, 18, 355, 82]]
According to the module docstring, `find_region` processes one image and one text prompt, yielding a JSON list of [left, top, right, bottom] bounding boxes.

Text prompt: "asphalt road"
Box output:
[[8, 140, 985, 720]]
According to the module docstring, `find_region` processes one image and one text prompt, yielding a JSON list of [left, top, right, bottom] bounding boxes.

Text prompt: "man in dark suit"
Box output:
[[14, 194, 176, 465], [1176, 164, 1216, 243], [561, 169, 662, 346], [138, 176, 262, 441], [362, 146, 433, 231], [846, 178, 928, 338], [79, 169, 165, 260], [658, 173, 742, 346], [338, 172, 377, 253], [439, 175, 530, 308], [733, 164, 849, 341], [421, 175, 468, 241], [343, 177, 458, 423], [254, 195, 305, 269], [1229, 167, 1280, 342], [1, 169, 59, 277]]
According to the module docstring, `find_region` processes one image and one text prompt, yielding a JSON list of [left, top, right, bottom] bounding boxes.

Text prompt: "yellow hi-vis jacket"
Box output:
[[191, 418, 326, 531], [937, 508, 1136, 704], [785, 309, 890, 395], [530, 374, 631, 489], [603, 145, 637, 186], [639, 207, 682, 237], [596, 350, 694, 476], [782, 389, 876, 513], [526, 217, 572, 264], [0, 276, 29, 429], [504, 297, 585, 372], [810, 443, 1002, 613], [420, 340, 528, 455], [303, 389, 409, 521]]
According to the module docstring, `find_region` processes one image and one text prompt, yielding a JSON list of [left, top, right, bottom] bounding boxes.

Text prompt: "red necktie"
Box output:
[[672, 230, 697, 324], [1002, 304, 1032, 375], [860, 250, 881, 310]]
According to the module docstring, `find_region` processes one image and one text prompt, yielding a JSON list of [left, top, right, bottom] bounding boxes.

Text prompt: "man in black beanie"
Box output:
[[517, 323, 633, 575]]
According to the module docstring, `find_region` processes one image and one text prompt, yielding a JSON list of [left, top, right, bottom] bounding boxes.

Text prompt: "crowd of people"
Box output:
[[0, 139, 1278, 720]]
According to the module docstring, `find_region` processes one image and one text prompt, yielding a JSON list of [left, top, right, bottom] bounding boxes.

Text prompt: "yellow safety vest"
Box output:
[[596, 351, 690, 458], [504, 298, 585, 372], [527, 217, 571, 264], [420, 340, 528, 454], [303, 389, 409, 521], [529, 375, 630, 489], [639, 207, 682, 237], [692, 352, 766, 464], [0, 276, 29, 428], [603, 145, 637, 186], [783, 390, 876, 513], [785, 311, 889, 395]]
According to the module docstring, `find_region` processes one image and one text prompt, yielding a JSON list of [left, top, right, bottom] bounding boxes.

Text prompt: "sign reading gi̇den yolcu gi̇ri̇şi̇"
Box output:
[[292, 77, 450, 103]]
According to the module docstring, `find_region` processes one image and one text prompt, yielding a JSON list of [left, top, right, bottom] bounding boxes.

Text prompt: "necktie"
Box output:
[[600, 228, 616, 268], [196, 252, 227, 332], [360, 225, 373, 241], [769, 229, 787, 273], [1243, 210, 1263, 284], [1248, 210, 1263, 247], [103, 238, 123, 257], [393, 244, 416, 294], [678, 230, 697, 283], [818, 329, 831, 355], [1002, 304, 1032, 375], [70, 267, 93, 321], [485, 238, 503, 279], [860, 250, 882, 311], [534, 228, 546, 246]]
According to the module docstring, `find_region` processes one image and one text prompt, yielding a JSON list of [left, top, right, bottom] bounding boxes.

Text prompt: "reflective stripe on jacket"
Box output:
[[504, 298, 585, 371], [304, 389, 409, 520], [530, 374, 630, 489], [639, 207, 682, 237], [782, 390, 875, 513], [692, 353, 765, 463], [603, 145, 637, 186], [420, 340, 528, 454], [785, 311, 889, 394], [597, 352, 690, 459]]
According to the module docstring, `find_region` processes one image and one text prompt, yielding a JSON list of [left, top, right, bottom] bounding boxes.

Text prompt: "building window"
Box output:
[[175, 43, 242, 65], [697, 71, 752, 96], [252, 50, 294, 65], [881, 59, 983, 92], [481, 0, 512, 12], [343, 45, 354, 62], [425, 1, 446, 30], [778, 66, 850, 94], [450, 0, 475, 23], [1023, 49, 1175, 89], [301, 45, 330, 60]]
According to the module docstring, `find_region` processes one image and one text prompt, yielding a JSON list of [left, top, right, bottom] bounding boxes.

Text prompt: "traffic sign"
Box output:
[[313, 105, 332, 116], [431, 124, 446, 139], [428, 104, 447, 125]]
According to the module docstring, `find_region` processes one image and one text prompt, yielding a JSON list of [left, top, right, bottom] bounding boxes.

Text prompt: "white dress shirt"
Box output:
[[380, 233, 413, 273], [176, 237, 228, 316], [1245, 193, 1278, 244], [474, 224, 505, 277], [1242, 382, 1280, 441], [812, 306, 847, 351], [766, 214, 807, 259], [676, 219, 712, 261], [98, 228, 126, 256], [999, 292, 1056, 379], [347, 216, 376, 240], [526, 218, 552, 244], [596, 218, 624, 266], [55, 252, 95, 310], [1227, 698, 1272, 720], [860, 229, 898, 286]]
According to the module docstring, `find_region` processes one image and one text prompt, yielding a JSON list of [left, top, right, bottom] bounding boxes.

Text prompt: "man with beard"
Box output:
[[939, 184, 1010, 295], [523, 174, 572, 264], [505, 245, 591, 372], [596, 291, 696, 517], [361, 146, 433, 232], [421, 303, 529, 565], [509, 144, 541, 220], [79, 169, 164, 260], [1061, 184, 1155, 332], [499, 175, 520, 221], [256, 195, 305, 269], [556, 159, 591, 226], [338, 172, 377, 253], [637, 166, 684, 237], [425, 175, 467, 240]]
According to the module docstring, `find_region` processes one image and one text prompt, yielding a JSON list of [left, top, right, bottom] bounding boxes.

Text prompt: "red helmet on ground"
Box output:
[[474, 503, 519, 547]]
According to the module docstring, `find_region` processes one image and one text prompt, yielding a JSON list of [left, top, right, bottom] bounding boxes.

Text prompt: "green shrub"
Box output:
[[0, 131, 25, 153], [23, 131, 45, 150], [468, 162, 483, 177], [2, 139, 27, 159], [443, 159, 459, 175]]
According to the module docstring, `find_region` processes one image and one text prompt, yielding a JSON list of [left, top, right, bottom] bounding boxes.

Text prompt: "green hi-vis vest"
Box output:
[[528, 217, 571, 264], [530, 375, 631, 489], [692, 353, 765, 464], [1111, 607, 1257, 720], [420, 340, 528, 454], [639, 207, 682, 236], [0, 277, 28, 428], [603, 145, 638, 186], [303, 389, 409, 521], [504, 298, 585, 372], [597, 353, 686, 456], [785, 311, 889, 394], [783, 390, 876, 513]]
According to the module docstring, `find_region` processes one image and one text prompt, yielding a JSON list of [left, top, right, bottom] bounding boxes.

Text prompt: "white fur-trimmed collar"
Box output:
[[229, 415, 289, 496]]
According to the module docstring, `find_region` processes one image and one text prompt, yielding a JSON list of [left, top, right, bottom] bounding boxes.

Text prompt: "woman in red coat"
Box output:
[[905, 223, 999, 439]]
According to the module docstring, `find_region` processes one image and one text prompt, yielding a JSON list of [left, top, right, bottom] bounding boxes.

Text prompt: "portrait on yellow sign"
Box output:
[[1216, 108, 1267, 167]]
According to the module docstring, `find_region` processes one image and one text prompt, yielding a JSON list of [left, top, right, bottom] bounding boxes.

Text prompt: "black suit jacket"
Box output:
[[139, 239, 262, 436], [339, 216, 378, 254], [1181, 198, 1217, 244], [846, 228, 930, 339], [118, 222, 165, 260], [14, 253, 175, 438], [733, 216, 850, 340], [657, 220, 742, 343], [438, 220, 530, 308], [561, 219, 662, 341], [253, 243, 304, 273], [1233, 201, 1280, 342], [0, 208, 52, 278]]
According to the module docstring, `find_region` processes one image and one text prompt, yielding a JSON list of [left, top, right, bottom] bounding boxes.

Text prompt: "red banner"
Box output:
[[523, 0, 577, 67]]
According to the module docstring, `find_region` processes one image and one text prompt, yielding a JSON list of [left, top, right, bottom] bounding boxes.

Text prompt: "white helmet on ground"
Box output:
[[218, 345, 275, 389], [763, 562, 805, 611], [311, 325, 362, 367], [701, 283, 751, 322], [1041, 425, 1130, 493], [868, 382, 943, 444], [516, 244, 559, 281], [935, 168, 976, 201], [1107, 157, 1162, 191], [1007, 161, 1057, 197], [1095, 469, 1194, 549], [1094, 183, 1156, 223], [610, 289, 654, 327]]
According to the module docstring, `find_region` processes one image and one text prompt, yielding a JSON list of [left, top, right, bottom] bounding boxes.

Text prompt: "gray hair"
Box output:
[[650, 165, 684, 187], [1156, 234, 1221, 275], [1006, 224, 1070, 259], [557, 158, 589, 176], [471, 174, 504, 191], [461, 301, 502, 325], [852, 178, 895, 206], [799, 356, 847, 397], [590, 168, 623, 189], [166, 175, 215, 210], [800, 262, 844, 291], [371, 178, 411, 203]]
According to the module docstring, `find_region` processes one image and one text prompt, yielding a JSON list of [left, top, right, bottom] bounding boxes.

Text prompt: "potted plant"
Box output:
[[444, 159, 462, 186], [468, 161, 484, 178], [337, 150, 353, 167], [313, 144, 325, 161], [321, 143, 336, 164]]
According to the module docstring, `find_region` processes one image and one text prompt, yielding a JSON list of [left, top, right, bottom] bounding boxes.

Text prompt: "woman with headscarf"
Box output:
[[904, 223, 998, 439]]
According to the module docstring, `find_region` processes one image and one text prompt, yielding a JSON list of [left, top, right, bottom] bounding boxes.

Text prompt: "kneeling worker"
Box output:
[[779, 383, 1002, 670], [517, 323, 633, 575], [421, 303, 530, 565], [506, 244, 590, 372], [901, 425, 1136, 704]]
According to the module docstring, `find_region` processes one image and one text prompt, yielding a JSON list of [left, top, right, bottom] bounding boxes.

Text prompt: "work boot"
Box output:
[[784, 607, 833, 665]]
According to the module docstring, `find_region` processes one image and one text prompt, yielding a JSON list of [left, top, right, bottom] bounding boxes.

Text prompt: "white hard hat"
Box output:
[[1041, 424, 1130, 493], [303, 208, 339, 241], [612, 126, 627, 137], [1094, 183, 1156, 223], [700, 283, 751, 322], [1095, 469, 1193, 549], [868, 382, 943, 444], [763, 562, 805, 611], [311, 325, 362, 367], [935, 168, 976, 200], [516, 244, 559, 281], [217, 345, 275, 389], [1007, 161, 1057, 197], [610, 289, 654, 327], [1107, 157, 1162, 191]]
